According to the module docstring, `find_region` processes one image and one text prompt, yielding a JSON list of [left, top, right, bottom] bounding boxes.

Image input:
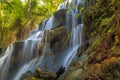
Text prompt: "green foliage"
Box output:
[[0, 0, 63, 47], [41, 0, 63, 17]]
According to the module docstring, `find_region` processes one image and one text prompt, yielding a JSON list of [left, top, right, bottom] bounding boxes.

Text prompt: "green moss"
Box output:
[[90, 31, 96, 37], [27, 77, 44, 80], [114, 35, 120, 45], [19, 71, 33, 80], [51, 26, 71, 50], [62, 31, 71, 48], [65, 69, 82, 80], [86, 36, 103, 55], [107, 26, 114, 33], [94, 13, 115, 36]]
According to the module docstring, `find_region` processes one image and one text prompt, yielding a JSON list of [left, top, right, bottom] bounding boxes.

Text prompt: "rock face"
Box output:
[[35, 68, 57, 80], [7, 41, 24, 80], [20, 67, 65, 80], [0, 47, 2, 55], [0, 47, 6, 55], [53, 9, 66, 28], [39, 26, 70, 55], [60, 0, 120, 80]]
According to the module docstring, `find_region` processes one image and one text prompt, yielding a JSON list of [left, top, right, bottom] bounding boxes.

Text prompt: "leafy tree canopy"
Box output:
[[0, 0, 63, 47]]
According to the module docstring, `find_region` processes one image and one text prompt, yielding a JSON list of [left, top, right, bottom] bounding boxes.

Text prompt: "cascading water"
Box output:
[[14, 15, 55, 80], [57, 1, 67, 10], [0, 45, 14, 80], [60, 0, 83, 68], [70, 24, 83, 47], [0, 0, 84, 80], [64, 24, 83, 68], [0, 13, 54, 80]]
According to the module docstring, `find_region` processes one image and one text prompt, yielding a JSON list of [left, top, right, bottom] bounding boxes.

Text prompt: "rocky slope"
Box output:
[[60, 0, 120, 80]]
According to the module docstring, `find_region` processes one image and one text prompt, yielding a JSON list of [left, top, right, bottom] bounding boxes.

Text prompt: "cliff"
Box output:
[[60, 0, 120, 80]]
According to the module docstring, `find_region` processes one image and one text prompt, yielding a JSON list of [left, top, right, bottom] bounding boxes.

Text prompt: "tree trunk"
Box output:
[[28, 0, 31, 20]]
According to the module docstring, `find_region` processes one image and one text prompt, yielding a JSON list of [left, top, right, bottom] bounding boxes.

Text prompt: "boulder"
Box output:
[[19, 71, 33, 80], [39, 26, 70, 54], [53, 9, 66, 28], [35, 68, 57, 80]]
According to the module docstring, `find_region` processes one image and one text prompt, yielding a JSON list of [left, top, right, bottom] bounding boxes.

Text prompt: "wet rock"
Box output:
[[38, 19, 48, 30], [39, 26, 70, 54], [0, 47, 6, 55], [7, 41, 24, 80], [20, 67, 65, 80], [51, 27, 70, 51], [35, 68, 57, 80], [53, 9, 66, 28], [55, 66, 65, 78], [19, 71, 33, 80], [19, 68, 57, 80], [58, 62, 83, 80], [77, 46, 84, 57], [0, 47, 2, 55]]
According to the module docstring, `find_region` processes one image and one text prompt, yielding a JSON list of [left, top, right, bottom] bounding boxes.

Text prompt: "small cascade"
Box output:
[[44, 15, 54, 30], [0, 45, 14, 80], [58, 0, 82, 10], [50, 0, 84, 69], [28, 31, 43, 40], [13, 12, 55, 80], [57, 1, 67, 10], [65, 0, 83, 30], [13, 58, 38, 80], [64, 24, 83, 68], [66, 9, 78, 30], [70, 24, 83, 47], [57, 0, 84, 68], [38, 19, 48, 30], [49, 24, 83, 70], [0, 0, 84, 80], [0, 13, 54, 80]]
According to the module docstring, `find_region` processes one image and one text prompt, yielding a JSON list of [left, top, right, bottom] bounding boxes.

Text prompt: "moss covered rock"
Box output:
[[20, 68, 57, 80], [53, 9, 66, 28], [59, 0, 120, 80]]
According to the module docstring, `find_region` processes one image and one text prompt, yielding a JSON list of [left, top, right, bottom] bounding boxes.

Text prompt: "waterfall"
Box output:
[[63, 0, 83, 68], [0, 45, 14, 80], [57, 1, 67, 10], [13, 15, 55, 80], [0, 0, 84, 80], [13, 58, 38, 80], [70, 24, 83, 47], [64, 24, 83, 68]]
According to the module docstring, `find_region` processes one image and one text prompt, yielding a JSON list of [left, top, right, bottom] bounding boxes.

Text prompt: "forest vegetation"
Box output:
[[0, 0, 63, 47]]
